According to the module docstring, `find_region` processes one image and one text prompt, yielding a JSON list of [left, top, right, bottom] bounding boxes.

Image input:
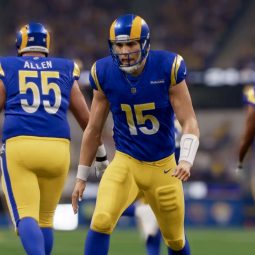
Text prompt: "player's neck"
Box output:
[[22, 52, 46, 57]]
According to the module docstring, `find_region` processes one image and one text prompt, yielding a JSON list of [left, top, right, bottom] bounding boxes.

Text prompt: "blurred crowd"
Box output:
[[0, 0, 255, 209], [0, 0, 247, 70]]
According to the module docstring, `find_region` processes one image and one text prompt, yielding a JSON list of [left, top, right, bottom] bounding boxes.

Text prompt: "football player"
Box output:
[[236, 85, 255, 174], [72, 14, 199, 255], [122, 116, 182, 255], [0, 23, 107, 255]]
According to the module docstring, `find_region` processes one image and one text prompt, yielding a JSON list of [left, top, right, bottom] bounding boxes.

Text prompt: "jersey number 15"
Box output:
[[121, 103, 160, 135]]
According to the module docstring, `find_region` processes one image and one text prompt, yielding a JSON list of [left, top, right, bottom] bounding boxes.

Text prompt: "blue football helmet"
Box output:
[[16, 22, 50, 56], [109, 14, 150, 73]]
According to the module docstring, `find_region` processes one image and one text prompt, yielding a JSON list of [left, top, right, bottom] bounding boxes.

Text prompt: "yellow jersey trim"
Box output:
[[0, 63, 5, 77], [171, 56, 177, 86], [175, 55, 183, 79], [170, 55, 183, 86], [91, 63, 102, 91], [244, 86, 255, 104], [73, 62, 80, 79]]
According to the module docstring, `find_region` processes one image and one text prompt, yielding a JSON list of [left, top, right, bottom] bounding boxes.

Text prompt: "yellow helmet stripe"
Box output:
[[20, 26, 28, 51], [46, 31, 50, 51], [109, 20, 117, 41], [91, 62, 102, 91], [130, 16, 142, 40]]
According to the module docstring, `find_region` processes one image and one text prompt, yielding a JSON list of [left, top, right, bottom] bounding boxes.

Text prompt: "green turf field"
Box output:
[[0, 228, 255, 254]]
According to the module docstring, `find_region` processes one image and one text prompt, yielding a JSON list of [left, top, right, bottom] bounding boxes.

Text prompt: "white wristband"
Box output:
[[179, 134, 199, 166], [76, 165, 92, 181], [96, 144, 107, 157]]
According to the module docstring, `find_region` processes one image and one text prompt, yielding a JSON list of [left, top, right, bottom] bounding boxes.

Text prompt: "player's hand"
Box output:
[[172, 160, 192, 181], [72, 179, 86, 214], [95, 159, 109, 178]]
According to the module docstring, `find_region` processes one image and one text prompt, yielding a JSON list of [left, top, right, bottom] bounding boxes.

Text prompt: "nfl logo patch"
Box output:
[[131, 87, 136, 94]]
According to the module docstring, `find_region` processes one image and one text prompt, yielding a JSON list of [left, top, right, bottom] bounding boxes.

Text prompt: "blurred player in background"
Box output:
[[122, 116, 182, 255], [72, 14, 199, 255], [236, 85, 255, 174], [0, 23, 107, 255]]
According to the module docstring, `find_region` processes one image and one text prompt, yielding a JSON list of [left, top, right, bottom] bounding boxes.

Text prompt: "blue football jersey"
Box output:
[[89, 50, 187, 161], [0, 56, 80, 141]]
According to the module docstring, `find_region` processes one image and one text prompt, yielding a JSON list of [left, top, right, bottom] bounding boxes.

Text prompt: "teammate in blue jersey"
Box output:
[[0, 23, 107, 255], [72, 14, 199, 255], [236, 85, 255, 174]]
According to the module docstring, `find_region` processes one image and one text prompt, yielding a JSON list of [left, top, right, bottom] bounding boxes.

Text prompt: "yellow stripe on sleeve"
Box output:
[[91, 63, 102, 91], [175, 55, 183, 79], [170, 56, 177, 86], [73, 62, 80, 79], [245, 86, 255, 104], [170, 55, 184, 86], [130, 16, 142, 40], [0, 63, 5, 77]]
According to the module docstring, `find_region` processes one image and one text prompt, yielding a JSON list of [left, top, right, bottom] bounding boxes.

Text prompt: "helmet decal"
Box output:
[[130, 16, 142, 40]]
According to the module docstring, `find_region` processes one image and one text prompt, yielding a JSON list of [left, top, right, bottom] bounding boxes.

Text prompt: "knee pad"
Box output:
[[156, 185, 179, 212], [91, 213, 113, 234], [165, 237, 185, 251]]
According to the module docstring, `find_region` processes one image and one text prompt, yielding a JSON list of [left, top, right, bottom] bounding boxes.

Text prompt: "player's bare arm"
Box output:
[[69, 80, 90, 130], [169, 80, 199, 181], [72, 89, 110, 213], [238, 105, 255, 164], [70, 81, 108, 169], [0, 80, 6, 111]]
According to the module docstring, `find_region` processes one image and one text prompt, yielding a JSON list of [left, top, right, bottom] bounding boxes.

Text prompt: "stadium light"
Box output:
[[53, 204, 78, 230], [188, 181, 208, 199]]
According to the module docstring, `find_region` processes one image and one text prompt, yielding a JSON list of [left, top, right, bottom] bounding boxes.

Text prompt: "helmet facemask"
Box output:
[[109, 36, 150, 74], [108, 14, 150, 74]]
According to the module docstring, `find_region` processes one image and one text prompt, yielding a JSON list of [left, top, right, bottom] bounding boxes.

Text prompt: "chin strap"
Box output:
[[120, 64, 140, 74]]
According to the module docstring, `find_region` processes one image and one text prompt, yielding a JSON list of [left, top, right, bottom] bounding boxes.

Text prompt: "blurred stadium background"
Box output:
[[1, 0, 255, 254]]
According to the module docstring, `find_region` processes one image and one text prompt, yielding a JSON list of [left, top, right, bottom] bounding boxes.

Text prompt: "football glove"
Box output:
[[95, 144, 109, 178], [95, 159, 109, 178], [235, 162, 244, 177]]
